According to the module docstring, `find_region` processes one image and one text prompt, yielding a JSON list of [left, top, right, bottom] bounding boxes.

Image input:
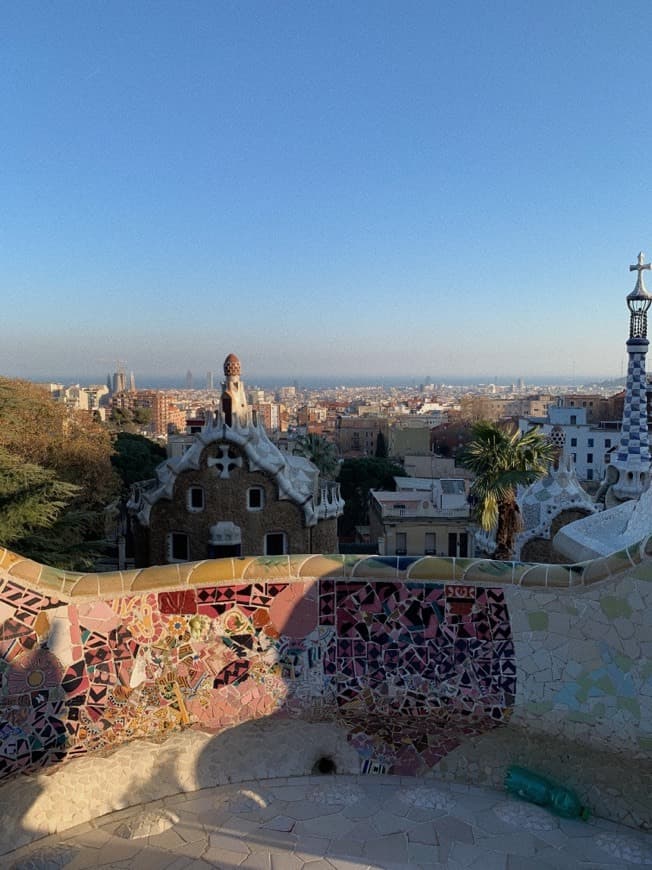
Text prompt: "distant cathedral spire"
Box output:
[[609, 252, 652, 501]]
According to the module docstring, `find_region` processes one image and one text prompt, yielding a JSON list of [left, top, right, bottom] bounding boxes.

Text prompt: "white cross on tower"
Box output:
[[630, 251, 651, 285], [207, 444, 243, 479]]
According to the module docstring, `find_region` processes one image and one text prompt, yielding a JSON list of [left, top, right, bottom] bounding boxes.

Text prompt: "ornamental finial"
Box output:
[[629, 252, 651, 295]]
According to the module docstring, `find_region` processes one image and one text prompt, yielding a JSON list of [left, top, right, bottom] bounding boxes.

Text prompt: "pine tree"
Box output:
[[0, 378, 120, 567]]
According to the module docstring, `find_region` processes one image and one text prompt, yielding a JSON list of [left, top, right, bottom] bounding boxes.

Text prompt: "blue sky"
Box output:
[[2, 1, 652, 383]]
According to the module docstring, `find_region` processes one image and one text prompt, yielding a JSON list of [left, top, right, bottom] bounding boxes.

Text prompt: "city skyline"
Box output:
[[3, 2, 652, 380], [24, 368, 626, 393]]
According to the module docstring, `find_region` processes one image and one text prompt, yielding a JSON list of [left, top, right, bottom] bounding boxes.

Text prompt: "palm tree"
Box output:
[[460, 421, 555, 560], [294, 434, 340, 478]]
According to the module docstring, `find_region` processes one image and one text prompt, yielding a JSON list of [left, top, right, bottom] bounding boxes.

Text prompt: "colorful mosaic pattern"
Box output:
[[328, 581, 514, 773], [0, 575, 515, 780], [616, 349, 651, 468], [3, 545, 651, 608]]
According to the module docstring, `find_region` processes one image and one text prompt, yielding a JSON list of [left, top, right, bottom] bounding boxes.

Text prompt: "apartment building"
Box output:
[[334, 415, 390, 458], [369, 476, 471, 557], [518, 406, 618, 482]]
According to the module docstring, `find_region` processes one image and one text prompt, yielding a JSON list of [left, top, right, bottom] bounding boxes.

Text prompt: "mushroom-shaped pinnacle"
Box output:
[[223, 353, 241, 377]]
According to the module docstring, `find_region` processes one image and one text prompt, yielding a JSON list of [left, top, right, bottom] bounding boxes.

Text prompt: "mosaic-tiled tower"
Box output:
[[611, 252, 652, 501]]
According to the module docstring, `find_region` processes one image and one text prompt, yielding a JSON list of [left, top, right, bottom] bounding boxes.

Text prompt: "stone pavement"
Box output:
[[7, 775, 652, 870]]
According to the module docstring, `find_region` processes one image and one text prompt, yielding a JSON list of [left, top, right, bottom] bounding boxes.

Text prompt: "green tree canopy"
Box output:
[[132, 406, 153, 427], [459, 421, 555, 559], [0, 447, 79, 541], [0, 377, 120, 567], [294, 434, 339, 478], [109, 405, 153, 433], [0, 378, 118, 508], [111, 432, 166, 490], [337, 456, 406, 537]]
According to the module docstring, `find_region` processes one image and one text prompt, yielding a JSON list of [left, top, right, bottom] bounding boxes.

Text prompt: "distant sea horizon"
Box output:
[[24, 373, 625, 391]]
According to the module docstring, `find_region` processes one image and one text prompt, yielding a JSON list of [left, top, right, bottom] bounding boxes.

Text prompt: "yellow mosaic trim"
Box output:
[[0, 540, 649, 602]]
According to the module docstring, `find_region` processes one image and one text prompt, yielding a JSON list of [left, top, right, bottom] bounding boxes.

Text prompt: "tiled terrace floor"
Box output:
[[7, 775, 652, 870]]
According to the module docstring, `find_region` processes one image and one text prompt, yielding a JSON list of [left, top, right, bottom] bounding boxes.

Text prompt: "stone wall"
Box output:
[[0, 546, 650, 843], [144, 464, 310, 562], [136, 449, 338, 564], [308, 517, 339, 554]]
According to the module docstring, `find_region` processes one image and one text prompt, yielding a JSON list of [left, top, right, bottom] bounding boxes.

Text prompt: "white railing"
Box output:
[[313, 481, 345, 520], [381, 505, 469, 519]]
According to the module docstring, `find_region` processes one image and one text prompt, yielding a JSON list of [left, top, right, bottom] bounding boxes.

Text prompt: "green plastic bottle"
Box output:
[[505, 766, 590, 821]]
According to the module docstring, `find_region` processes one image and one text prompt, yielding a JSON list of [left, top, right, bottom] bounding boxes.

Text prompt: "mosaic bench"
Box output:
[[0, 545, 650, 853]]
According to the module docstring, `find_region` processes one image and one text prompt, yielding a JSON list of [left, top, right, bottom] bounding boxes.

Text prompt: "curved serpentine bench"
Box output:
[[0, 545, 650, 853]]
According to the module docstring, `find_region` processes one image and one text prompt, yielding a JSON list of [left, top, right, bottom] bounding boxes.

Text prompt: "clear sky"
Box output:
[[2, 1, 652, 384]]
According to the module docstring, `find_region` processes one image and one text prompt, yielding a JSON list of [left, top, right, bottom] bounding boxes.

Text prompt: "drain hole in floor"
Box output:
[[313, 756, 337, 774]]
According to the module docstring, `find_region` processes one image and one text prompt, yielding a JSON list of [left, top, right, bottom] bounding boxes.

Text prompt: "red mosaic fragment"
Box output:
[[158, 590, 197, 615], [0, 617, 33, 640], [212, 659, 249, 687]]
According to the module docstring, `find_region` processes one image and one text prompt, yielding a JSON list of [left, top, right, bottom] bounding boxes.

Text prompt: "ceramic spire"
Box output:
[[610, 253, 652, 501]]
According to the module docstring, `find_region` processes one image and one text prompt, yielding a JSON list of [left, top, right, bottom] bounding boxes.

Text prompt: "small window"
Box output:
[[605, 439, 611, 448], [265, 532, 286, 556], [447, 532, 468, 557], [393, 503, 406, 516], [248, 487, 265, 510], [168, 532, 189, 562], [587, 453, 593, 464], [441, 480, 465, 494], [588, 438, 594, 448], [424, 532, 436, 555], [587, 469, 593, 480], [187, 487, 204, 512], [570, 415, 577, 425], [396, 532, 407, 555], [570, 438, 577, 447]]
